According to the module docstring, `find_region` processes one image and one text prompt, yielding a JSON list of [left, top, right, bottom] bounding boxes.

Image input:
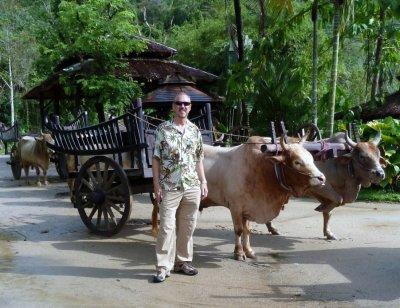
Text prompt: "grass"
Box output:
[[358, 187, 400, 203]]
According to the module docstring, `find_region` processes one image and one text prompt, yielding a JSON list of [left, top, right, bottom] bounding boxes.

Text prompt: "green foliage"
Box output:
[[0, 0, 38, 127], [358, 187, 400, 202], [1, 0, 399, 137], [34, 0, 145, 115], [361, 117, 400, 190], [226, 4, 318, 135]]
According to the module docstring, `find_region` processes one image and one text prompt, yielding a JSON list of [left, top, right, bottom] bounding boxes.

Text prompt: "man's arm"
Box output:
[[196, 159, 208, 199], [152, 157, 163, 204]]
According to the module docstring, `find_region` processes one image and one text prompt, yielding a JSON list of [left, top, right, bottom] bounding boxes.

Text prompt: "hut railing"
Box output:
[[0, 122, 20, 142]]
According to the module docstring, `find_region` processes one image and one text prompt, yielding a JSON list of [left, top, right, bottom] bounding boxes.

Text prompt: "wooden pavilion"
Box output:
[[22, 38, 220, 126]]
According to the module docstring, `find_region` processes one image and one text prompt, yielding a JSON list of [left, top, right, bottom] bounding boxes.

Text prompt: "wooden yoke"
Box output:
[[262, 121, 352, 160]]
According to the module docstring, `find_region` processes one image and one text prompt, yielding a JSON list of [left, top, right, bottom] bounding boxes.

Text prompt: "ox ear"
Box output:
[[379, 156, 388, 167], [335, 153, 352, 165], [265, 155, 284, 163], [34, 136, 44, 141]]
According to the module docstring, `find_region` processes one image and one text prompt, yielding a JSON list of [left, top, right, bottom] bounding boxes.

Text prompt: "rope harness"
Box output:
[[274, 162, 322, 194]]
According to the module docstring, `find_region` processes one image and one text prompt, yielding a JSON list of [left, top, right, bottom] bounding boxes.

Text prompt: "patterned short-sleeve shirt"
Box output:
[[153, 120, 204, 191]]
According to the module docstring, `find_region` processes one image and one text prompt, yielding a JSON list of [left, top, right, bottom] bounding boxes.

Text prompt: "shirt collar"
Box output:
[[168, 119, 195, 133]]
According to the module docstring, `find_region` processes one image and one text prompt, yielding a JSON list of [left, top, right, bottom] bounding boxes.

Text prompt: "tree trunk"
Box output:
[[365, 32, 371, 101], [311, 0, 318, 125], [8, 57, 15, 125], [233, 0, 249, 131], [327, 1, 341, 137], [258, 0, 266, 37], [370, 6, 385, 101], [233, 0, 244, 62], [95, 101, 105, 123]]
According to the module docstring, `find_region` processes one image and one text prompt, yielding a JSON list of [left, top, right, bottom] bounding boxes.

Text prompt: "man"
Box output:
[[152, 92, 208, 283]]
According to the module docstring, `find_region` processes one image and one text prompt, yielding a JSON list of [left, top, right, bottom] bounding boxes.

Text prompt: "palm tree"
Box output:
[[370, 4, 386, 101], [233, 0, 249, 131], [258, 0, 266, 37], [327, 0, 354, 136], [311, 0, 318, 125]]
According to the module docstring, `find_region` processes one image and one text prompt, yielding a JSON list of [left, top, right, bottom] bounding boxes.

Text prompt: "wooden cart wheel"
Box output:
[[10, 144, 21, 180], [55, 152, 68, 180], [73, 155, 131, 236]]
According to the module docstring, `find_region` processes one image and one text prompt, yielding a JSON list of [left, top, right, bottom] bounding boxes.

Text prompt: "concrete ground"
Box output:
[[0, 154, 399, 307]]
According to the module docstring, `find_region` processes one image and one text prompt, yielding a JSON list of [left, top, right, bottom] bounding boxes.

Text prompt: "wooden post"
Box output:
[[95, 101, 105, 123], [54, 98, 60, 116], [39, 95, 45, 131]]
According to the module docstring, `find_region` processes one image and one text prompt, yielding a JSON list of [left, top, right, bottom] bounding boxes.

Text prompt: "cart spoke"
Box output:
[[96, 207, 102, 227], [88, 205, 99, 220], [81, 179, 94, 191], [109, 203, 125, 215], [103, 172, 116, 190], [87, 169, 97, 185], [102, 162, 110, 186], [106, 184, 125, 195], [106, 207, 117, 226], [95, 162, 101, 182], [103, 208, 110, 230]]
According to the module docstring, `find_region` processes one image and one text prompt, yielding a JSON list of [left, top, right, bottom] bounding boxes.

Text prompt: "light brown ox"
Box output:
[[17, 133, 54, 186], [152, 136, 326, 260], [265, 131, 386, 240]]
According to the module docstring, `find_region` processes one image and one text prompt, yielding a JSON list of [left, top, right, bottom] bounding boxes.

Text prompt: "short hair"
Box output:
[[173, 92, 191, 103]]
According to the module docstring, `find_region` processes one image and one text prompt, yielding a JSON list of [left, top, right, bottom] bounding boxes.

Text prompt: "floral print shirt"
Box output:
[[153, 120, 204, 191]]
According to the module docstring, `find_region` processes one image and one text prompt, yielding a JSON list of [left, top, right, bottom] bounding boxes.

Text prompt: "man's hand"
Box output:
[[154, 184, 163, 205], [201, 182, 208, 200]]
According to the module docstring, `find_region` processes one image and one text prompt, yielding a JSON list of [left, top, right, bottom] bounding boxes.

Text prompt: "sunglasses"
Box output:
[[174, 101, 191, 106]]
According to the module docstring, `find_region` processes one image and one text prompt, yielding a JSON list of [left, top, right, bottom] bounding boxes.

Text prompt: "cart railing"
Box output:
[[0, 122, 20, 143], [46, 111, 89, 130], [44, 107, 147, 156]]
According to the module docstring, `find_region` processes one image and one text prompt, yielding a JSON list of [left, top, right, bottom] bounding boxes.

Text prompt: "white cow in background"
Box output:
[[17, 133, 54, 186]]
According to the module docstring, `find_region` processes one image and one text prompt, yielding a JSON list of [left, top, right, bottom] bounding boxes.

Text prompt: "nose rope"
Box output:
[[274, 163, 322, 194]]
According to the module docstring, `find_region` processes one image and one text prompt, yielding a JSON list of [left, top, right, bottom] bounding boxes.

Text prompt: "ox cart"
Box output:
[[45, 100, 214, 236], [1, 122, 22, 179], [45, 98, 354, 236]]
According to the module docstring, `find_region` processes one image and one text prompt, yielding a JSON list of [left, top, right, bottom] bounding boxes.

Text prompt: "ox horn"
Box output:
[[345, 131, 357, 148], [280, 135, 288, 151], [299, 132, 309, 144], [371, 130, 381, 146]]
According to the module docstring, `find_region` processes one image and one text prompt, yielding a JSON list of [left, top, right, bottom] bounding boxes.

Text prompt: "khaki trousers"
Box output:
[[155, 187, 201, 270]]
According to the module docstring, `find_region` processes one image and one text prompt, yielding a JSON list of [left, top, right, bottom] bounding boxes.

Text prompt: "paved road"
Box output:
[[0, 154, 399, 307]]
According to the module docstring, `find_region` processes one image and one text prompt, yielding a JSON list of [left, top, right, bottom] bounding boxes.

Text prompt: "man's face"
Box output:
[[172, 94, 192, 119]]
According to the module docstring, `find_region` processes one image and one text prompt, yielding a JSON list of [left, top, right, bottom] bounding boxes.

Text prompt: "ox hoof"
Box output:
[[244, 250, 257, 259], [36, 181, 42, 187], [325, 232, 337, 240], [234, 252, 246, 261], [268, 228, 280, 235], [314, 204, 326, 212], [44, 181, 49, 186]]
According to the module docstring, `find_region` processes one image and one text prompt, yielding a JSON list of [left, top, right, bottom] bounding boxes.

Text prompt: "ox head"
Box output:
[[336, 131, 385, 187], [267, 135, 326, 196], [35, 133, 55, 154]]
